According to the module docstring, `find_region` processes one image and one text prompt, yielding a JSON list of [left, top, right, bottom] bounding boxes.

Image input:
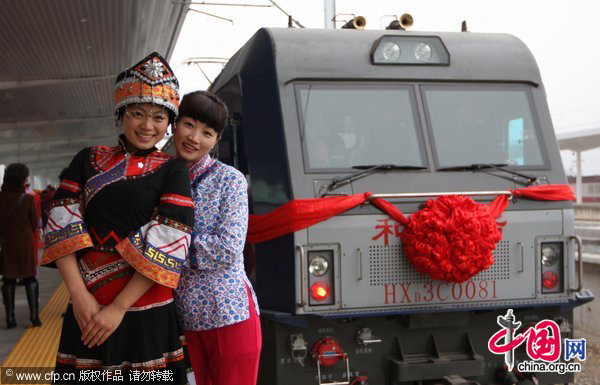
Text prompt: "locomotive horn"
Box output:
[[342, 16, 366, 29], [386, 13, 413, 30], [399, 13, 413, 29]]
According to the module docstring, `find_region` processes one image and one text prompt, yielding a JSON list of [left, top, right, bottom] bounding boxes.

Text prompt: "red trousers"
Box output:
[[185, 286, 262, 385]]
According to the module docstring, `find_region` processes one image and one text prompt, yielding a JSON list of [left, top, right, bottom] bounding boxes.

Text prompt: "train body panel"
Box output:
[[302, 209, 565, 314]]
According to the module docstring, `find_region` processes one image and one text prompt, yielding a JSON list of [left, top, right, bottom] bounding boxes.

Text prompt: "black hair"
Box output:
[[58, 167, 69, 182], [3, 163, 29, 186], [176, 91, 229, 137]]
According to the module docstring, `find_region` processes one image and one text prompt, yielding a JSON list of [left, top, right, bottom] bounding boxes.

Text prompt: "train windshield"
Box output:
[[296, 84, 426, 172], [422, 85, 546, 168]]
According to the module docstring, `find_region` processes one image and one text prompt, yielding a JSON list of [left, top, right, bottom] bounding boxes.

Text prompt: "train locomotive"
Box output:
[[206, 21, 593, 385]]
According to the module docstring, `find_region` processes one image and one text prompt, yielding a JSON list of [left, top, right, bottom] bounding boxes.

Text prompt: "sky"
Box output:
[[169, 0, 600, 176]]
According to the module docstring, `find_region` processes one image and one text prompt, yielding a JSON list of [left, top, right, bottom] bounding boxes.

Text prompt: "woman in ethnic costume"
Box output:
[[173, 91, 261, 385], [41, 52, 193, 384]]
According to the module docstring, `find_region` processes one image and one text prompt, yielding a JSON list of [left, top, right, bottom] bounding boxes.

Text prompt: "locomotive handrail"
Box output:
[[368, 190, 513, 200], [517, 242, 525, 273], [296, 244, 307, 308], [569, 235, 584, 292], [356, 248, 363, 281]]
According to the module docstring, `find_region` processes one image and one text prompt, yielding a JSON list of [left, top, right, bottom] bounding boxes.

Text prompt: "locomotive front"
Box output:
[[210, 26, 592, 385]]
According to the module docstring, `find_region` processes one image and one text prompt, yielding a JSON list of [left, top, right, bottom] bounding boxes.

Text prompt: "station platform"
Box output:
[[0, 267, 66, 368]]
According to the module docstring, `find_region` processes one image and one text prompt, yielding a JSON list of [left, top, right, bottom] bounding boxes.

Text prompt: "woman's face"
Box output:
[[121, 103, 169, 152], [174, 116, 219, 165]]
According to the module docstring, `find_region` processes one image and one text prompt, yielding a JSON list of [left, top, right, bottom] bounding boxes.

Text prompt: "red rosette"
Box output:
[[400, 195, 503, 283]]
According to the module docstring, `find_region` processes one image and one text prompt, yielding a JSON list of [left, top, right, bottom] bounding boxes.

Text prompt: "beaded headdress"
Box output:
[[114, 52, 180, 117]]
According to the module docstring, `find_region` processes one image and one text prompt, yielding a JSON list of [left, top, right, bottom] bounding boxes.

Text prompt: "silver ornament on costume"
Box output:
[[142, 59, 165, 79]]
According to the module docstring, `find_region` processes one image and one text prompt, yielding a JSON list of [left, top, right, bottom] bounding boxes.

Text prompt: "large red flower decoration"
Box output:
[[400, 195, 503, 283]]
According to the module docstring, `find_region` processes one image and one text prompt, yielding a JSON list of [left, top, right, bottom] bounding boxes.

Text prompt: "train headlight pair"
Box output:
[[371, 36, 449, 65], [309, 255, 331, 302], [306, 249, 335, 305], [380, 41, 432, 62], [540, 242, 563, 293]]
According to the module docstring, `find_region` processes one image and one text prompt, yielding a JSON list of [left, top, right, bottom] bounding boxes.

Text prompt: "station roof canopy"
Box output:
[[0, 0, 190, 180], [557, 125, 600, 152]]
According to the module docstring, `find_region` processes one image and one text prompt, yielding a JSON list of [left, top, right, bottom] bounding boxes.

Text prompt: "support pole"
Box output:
[[324, 0, 335, 29], [576, 150, 582, 204]]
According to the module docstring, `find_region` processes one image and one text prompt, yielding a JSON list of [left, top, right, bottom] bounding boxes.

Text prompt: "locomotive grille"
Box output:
[[368, 241, 511, 286]]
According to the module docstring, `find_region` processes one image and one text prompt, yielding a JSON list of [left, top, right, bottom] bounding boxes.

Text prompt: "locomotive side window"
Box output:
[[422, 85, 546, 168], [296, 84, 426, 172]]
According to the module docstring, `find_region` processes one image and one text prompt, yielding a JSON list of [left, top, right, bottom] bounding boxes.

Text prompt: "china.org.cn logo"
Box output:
[[488, 309, 585, 374]]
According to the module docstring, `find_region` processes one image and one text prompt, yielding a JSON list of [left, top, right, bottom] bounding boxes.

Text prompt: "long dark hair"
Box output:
[[177, 91, 229, 137]]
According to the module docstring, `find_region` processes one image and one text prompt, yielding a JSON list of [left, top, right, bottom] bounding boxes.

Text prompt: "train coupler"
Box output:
[[312, 337, 351, 385]]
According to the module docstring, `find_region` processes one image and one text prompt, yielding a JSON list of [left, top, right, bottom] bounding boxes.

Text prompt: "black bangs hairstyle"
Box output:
[[177, 91, 229, 137], [3, 163, 29, 186]]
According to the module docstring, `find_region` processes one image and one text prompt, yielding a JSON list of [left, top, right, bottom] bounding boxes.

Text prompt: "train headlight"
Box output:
[[541, 246, 558, 266], [540, 241, 564, 294], [371, 36, 449, 65], [414, 42, 432, 62], [309, 255, 329, 276], [381, 42, 401, 61]]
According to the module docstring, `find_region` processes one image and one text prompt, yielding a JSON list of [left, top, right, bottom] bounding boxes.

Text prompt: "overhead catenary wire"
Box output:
[[176, 57, 229, 87], [188, 8, 234, 23], [182, 57, 229, 65], [173, 1, 271, 6], [267, 0, 304, 28], [196, 65, 214, 85], [178, 1, 305, 27]]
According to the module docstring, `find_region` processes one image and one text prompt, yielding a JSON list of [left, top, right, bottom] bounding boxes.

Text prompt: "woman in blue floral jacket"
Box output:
[[173, 91, 261, 385]]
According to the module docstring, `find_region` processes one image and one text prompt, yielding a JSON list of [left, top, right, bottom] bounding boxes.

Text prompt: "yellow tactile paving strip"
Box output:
[[2, 283, 68, 370]]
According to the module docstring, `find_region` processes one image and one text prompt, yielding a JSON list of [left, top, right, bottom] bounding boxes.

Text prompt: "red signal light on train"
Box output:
[[542, 271, 559, 289], [311, 282, 330, 301]]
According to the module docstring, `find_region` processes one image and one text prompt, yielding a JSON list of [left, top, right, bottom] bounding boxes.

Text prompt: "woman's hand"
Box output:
[[71, 290, 100, 332], [81, 303, 126, 348], [78, 271, 153, 348], [79, 271, 153, 348], [55, 253, 100, 332]]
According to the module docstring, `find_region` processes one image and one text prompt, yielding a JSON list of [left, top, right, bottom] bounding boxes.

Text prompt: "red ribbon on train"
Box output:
[[247, 184, 575, 283]]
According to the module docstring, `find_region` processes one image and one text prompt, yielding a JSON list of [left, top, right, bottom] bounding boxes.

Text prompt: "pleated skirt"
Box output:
[[53, 302, 191, 385]]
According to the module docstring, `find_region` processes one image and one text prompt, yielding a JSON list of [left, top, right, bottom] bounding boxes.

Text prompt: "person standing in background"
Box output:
[[0, 163, 41, 328]]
